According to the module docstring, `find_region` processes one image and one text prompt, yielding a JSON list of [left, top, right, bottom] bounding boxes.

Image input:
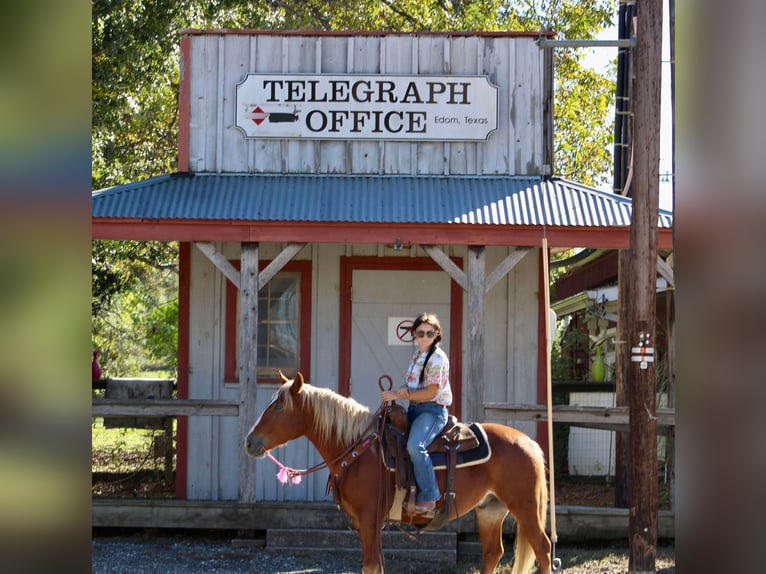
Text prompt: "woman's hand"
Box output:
[[381, 387, 409, 401]]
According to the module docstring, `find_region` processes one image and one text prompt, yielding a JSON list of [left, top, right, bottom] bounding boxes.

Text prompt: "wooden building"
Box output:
[[92, 30, 673, 515]]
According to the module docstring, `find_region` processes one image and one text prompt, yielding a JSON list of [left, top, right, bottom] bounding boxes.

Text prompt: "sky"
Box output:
[[583, 1, 674, 212]]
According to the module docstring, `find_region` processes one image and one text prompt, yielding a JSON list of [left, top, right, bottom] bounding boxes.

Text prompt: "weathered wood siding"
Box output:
[[186, 243, 538, 501], [186, 33, 545, 176]]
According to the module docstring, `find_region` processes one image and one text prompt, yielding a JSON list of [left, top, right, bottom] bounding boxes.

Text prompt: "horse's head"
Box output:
[[244, 371, 310, 458]]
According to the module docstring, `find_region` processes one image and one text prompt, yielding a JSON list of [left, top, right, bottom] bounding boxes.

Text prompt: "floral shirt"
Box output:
[[405, 346, 452, 406]]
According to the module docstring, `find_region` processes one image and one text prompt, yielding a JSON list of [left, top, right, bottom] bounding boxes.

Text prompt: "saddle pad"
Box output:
[[431, 422, 491, 469], [383, 422, 491, 471]]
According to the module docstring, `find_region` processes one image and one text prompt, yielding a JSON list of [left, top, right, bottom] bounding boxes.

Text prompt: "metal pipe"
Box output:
[[538, 38, 637, 49]]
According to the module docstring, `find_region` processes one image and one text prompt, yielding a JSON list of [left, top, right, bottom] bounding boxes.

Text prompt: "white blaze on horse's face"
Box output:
[[246, 393, 279, 438]]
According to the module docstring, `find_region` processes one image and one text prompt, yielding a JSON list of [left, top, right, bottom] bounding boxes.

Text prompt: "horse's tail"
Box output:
[[511, 443, 549, 574]]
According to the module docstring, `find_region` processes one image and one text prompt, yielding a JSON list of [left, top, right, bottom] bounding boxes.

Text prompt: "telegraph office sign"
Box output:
[[235, 74, 498, 141]]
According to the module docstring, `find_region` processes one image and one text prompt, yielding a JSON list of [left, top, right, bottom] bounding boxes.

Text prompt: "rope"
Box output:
[[541, 236, 561, 571]]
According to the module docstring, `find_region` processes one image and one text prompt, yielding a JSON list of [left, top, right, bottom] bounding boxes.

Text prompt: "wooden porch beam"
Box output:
[[421, 245, 467, 290], [656, 254, 674, 288], [194, 242, 241, 288], [194, 242, 307, 291], [422, 245, 532, 296], [259, 243, 306, 289], [484, 247, 531, 294]]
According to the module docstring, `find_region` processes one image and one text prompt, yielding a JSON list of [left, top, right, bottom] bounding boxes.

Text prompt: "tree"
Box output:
[[92, 240, 179, 376]]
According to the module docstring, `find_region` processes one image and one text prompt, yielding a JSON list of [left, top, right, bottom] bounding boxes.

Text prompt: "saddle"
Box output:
[[429, 415, 480, 453], [381, 404, 491, 529]]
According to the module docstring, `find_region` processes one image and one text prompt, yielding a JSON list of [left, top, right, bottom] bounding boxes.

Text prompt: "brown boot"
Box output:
[[412, 501, 436, 518]]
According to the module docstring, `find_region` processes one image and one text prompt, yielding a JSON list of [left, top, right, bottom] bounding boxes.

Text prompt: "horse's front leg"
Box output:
[[357, 511, 385, 574]]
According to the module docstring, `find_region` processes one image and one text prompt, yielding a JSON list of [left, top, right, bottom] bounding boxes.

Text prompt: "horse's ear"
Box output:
[[291, 371, 305, 397], [278, 370, 289, 383]]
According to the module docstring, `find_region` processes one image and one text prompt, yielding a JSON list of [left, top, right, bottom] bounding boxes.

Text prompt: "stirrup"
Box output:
[[412, 501, 436, 518]]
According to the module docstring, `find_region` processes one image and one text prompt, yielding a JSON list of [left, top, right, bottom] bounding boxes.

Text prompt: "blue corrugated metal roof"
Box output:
[[92, 173, 673, 228]]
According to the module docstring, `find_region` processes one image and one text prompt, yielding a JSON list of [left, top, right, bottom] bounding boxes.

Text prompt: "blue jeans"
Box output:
[[406, 401, 448, 503]]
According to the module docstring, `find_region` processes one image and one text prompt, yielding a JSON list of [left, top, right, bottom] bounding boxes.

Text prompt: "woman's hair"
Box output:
[[412, 312, 443, 385]]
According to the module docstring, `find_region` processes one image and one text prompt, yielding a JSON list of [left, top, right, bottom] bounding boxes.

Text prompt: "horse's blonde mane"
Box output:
[[280, 381, 375, 447]]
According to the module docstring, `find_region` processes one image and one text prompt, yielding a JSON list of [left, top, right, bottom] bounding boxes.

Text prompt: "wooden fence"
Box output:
[[92, 379, 676, 538]]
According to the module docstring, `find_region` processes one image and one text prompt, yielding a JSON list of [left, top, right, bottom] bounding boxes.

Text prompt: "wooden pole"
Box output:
[[541, 238, 558, 549], [627, 0, 663, 571], [466, 246, 485, 423], [238, 242, 260, 503], [614, 0, 635, 510]]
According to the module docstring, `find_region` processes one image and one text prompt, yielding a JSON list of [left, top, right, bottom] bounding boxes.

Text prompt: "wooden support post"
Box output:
[[238, 243, 259, 503], [466, 246, 485, 422], [628, 0, 663, 571]]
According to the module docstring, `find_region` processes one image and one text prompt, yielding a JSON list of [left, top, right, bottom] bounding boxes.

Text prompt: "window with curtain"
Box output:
[[225, 261, 311, 383]]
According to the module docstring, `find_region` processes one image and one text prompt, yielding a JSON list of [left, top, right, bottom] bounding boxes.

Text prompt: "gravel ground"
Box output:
[[91, 531, 675, 573]]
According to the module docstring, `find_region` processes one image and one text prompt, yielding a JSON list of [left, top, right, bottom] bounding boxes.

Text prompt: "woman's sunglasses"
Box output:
[[414, 329, 436, 338]]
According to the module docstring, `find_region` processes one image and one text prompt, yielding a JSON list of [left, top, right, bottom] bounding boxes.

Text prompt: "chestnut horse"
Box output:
[[245, 372, 552, 574]]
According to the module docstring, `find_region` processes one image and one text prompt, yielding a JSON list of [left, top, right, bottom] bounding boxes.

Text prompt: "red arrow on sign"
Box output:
[[248, 105, 269, 125]]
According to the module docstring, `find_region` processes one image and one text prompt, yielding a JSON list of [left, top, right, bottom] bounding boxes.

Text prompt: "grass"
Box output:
[[91, 418, 163, 471], [92, 417, 177, 498]]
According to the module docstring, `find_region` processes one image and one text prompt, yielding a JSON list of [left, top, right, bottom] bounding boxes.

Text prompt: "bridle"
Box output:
[[265, 401, 391, 486]]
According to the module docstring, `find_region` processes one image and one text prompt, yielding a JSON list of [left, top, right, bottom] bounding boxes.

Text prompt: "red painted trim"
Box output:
[[92, 219, 674, 250], [224, 260, 312, 384], [224, 273, 238, 382], [338, 261, 353, 397], [338, 256, 464, 420], [553, 250, 619, 300], [177, 37, 191, 173], [449, 276, 464, 417], [181, 29, 555, 39], [536, 245, 549, 454], [175, 242, 191, 499]]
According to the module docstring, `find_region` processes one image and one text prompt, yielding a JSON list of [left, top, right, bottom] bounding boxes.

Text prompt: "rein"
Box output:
[[266, 402, 390, 485]]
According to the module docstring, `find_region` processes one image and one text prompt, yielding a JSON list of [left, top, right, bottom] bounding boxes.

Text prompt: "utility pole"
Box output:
[[627, 0, 663, 571], [614, 0, 636, 510]]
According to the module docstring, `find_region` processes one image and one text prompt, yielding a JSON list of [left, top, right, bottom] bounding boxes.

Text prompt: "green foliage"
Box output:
[[92, 0, 274, 189], [143, 299, 179, 365], [92, 240, 179, 376], [555, 60, 615, 186]]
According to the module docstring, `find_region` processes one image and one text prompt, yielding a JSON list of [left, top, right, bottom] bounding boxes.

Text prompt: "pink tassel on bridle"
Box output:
[[266, 453, 302, 485]]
